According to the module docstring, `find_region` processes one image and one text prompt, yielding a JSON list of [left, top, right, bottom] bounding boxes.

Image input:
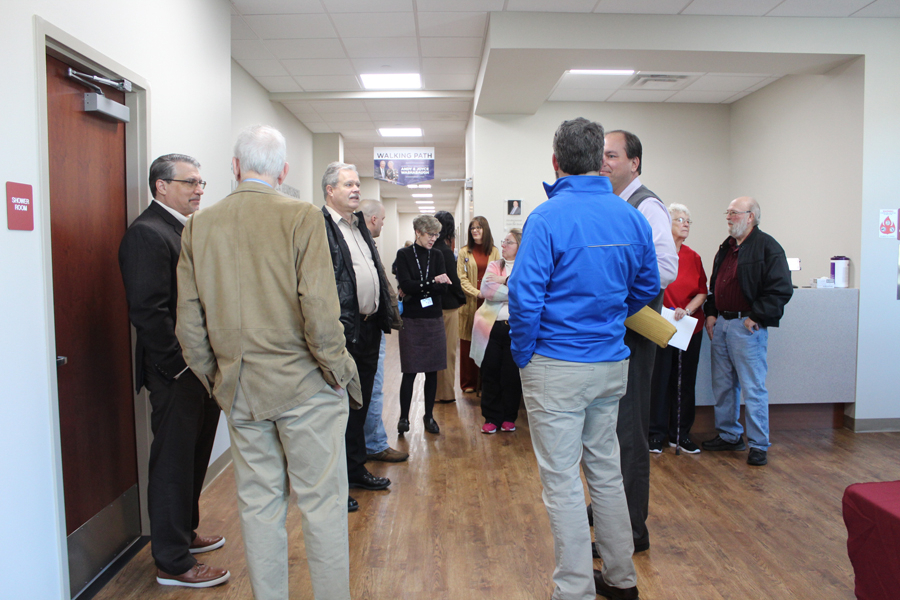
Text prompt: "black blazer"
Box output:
[[394, 244, 448, 319], [437, 242, 466, 310], [118, 201, 188, 391]]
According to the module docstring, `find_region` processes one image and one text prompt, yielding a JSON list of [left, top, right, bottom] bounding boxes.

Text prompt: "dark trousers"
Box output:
[[649, 330, 702, 441], [144, 362, 220, 575], [480, 321, 522, 425], [346, 318, 382, 480], [615, 290, 663, 550]]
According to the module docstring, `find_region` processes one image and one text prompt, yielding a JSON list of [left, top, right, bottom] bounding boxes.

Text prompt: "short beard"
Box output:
[[729, 219, 750, 240]]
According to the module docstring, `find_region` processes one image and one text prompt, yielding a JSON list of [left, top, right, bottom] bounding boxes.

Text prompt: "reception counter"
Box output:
[[694, 288, 859, 406]]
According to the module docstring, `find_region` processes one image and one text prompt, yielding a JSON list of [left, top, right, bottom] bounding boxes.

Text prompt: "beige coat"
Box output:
[[457, 244, 500, 341], [176, 181, 361, 419]]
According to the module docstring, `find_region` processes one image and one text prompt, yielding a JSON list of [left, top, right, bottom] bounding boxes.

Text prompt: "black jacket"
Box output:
[[437, 242, 466, 310], [395, 244, 449, 319], [118, 201, 187, 391], [704, 226, 793, 328], [322, 205, 392, 345]]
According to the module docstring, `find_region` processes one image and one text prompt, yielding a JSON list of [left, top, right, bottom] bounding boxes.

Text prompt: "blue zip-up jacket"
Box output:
[[508, 175, 660, 367]]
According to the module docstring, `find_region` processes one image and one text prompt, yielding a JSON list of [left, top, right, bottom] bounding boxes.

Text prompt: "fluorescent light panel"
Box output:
[[415, 200, 434, 204], [568, 69, 635, 75], [412, 194, 433, 198], [361, 73, 421, 90], [407, 184, 431, 189], [379, 128, 423, 137]]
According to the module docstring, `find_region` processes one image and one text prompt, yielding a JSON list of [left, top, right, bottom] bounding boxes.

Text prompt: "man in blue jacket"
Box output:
[[509, 118, 659, 600]]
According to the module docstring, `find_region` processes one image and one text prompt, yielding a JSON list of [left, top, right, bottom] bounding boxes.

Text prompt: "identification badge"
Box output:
[[421, 297, 433, 308]]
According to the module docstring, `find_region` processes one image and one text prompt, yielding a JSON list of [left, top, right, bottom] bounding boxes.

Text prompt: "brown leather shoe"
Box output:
[[367, 447, 409, 462], [189, 534, 225, 554], [594, 569, 639, 599], [157, 563, 230, 588]]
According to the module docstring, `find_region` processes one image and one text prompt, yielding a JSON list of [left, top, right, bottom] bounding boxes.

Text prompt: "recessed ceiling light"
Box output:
[[412, 194, 433, 198], [379, 128, 423, 137], [567, 69, 635, 76], [361, 73, 421, 90], [415, 200, 434, 204], [407, 184, 432, 189]]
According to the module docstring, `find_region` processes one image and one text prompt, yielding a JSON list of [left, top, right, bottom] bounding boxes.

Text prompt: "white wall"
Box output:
[[0, 1, 231, 597], [232, 60, 315, 204]]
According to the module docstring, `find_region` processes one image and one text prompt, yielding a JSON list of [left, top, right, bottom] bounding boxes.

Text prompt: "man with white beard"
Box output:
[[702, 196, 792, 467]]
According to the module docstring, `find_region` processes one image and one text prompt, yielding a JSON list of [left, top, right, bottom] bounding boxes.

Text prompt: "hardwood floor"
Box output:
[[93, 335, 900, 599]]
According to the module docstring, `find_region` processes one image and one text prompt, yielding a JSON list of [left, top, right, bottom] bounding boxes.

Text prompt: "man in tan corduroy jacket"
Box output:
[[176, 125, 359, 600]]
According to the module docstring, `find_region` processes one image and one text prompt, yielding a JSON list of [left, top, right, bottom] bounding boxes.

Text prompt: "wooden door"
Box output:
[[46, 53, 140, 597]]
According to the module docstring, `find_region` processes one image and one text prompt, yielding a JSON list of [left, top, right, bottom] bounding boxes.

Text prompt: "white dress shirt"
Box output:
[[619, 177, 678, 289]]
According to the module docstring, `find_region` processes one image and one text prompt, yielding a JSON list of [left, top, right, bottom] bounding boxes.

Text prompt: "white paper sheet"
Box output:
[[661, 308, 698, 351]]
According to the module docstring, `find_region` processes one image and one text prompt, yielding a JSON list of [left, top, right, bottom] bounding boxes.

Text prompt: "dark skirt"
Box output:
[[399, 316, 447, 373]]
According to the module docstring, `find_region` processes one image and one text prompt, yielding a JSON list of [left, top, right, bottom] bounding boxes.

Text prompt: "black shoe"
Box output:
[[747, 448, 768, 466], [423, 416, 440, 434], [348, 496, 359, 512], [592, 543, 601, 559], [669, 437, 701, 454], [649, 436, 665, 454], [397, 418, 410, 434], [593, 569, 639, 599], [633, 540, 649, 553], [349, 471, 391, 490], [435, 398, 456, 403], [701, 434, 746, 451]]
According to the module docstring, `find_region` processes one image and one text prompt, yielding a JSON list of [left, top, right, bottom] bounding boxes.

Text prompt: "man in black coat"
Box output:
[[118, 154, 227, 588]]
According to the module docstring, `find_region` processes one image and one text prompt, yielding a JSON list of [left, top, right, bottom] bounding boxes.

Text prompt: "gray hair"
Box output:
[[552, 117, 605, 175], [359, 199, 384, 219], [413, 215, 441, 235], [322, 162, 358, 199], [668, 203, 691, 219], [747, 197, 761, 225], [149, 154, 200, 199], [233, 125, 286, 179]]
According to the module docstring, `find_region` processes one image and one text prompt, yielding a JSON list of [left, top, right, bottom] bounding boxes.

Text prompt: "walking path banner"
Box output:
[[374, 147, 435, 186]]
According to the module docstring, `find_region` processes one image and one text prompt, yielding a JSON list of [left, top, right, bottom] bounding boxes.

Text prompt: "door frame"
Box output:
[[34, 16, 153, 595]]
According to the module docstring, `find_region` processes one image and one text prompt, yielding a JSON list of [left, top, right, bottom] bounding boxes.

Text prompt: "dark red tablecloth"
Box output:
[[843, 481, 900, 600]]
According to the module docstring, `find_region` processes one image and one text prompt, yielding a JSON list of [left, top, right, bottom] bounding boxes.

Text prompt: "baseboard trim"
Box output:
[[844, 415, 900, 433], [202, 449, 232, 491]]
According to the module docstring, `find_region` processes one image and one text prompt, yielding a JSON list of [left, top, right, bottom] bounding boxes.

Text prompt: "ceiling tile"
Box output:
[[417, 12, 488, 37], [417, 99, 472, 112], [420, 37, 484, 58], [685, 74, 768, 92], [767, 0, 873, 17], [232, 39, 274, 60], [308, 100, 369, 112], [317, 112, 373, 122], [853, 0, 900, 17], [681, 0, 783, 16], [419, 121, 467, 134], [421, 57, 481, 74], [231, 15, 258, 40], [282, 58, 356, 76], [350, 57, 421, 73], [265, 39, 347, 59], [421, 73, 478, 90], [281, 101, 315, 113], [330, 12, 418, 37], [243, 14, 337, 39], [235, 58, 290, 77], [548, 88, 616, 102], [254, 76, 302, 92], [232, 0, 324, 14], [665, 90, 736, 103], [416, 0, 503, 10], [555, 72, 634, 90], [594, 0, 692, 14], [364, 99, 422, 111], [506, 0, 598, 11], [342, 37, 419, 58], [606, 89, 678, 102], [302, 122, 335, 133], [325, 0, 414, 11], [293, 75, 362, 91], [368, 112, 424, 121]]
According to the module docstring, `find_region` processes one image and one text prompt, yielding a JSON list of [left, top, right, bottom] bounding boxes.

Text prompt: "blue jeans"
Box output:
[[363, 335, 389, 455], [710, 317, 771, 450]]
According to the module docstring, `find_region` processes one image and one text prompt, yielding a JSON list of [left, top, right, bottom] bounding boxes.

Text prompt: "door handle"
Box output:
[[57, 356, 68, 366]]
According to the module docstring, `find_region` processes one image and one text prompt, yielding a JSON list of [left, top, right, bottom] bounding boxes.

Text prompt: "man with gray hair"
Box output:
[[358, 199, 408, 463], [177, 125, 360, 599], [321, 163, 395, 511], [702, 196, 792, 467]]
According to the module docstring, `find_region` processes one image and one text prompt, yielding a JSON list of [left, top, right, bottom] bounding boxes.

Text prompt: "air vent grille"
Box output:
[[625, 73, 697, 91]]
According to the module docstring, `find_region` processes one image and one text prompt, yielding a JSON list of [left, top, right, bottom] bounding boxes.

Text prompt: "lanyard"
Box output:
[[413, 244, 430, 282]]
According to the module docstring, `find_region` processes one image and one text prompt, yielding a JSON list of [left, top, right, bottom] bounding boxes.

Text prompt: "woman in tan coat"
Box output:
[[457, 216, 500, 393]]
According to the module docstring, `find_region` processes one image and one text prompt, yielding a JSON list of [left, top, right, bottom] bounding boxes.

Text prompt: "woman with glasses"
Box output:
[[470, 229, 523, 434], [649, 203, 708, 454], [457, 216, 500, 394], [394, 215, 452, 435]]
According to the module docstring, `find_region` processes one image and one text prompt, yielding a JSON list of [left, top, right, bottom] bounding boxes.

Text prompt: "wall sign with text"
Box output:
[[7, 182, 34, 231]]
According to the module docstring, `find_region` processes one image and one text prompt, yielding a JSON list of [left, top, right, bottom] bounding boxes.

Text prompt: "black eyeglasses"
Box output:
[[165, 178, 206, 190]]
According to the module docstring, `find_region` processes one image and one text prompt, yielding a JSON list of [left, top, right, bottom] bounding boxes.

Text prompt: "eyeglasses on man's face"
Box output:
[[166, 178, 207, 190], [674, 217, 692, 224], [724, 210, 750, 218]]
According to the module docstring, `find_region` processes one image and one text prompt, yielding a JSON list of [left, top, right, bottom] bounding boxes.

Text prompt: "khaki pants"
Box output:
[[521, 354, 636, 600], [436, 308, 459, 400], [227, 384, 350, 600]]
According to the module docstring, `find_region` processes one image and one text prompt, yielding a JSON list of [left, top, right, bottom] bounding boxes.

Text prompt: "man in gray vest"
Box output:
[[598, 129, 678, 553]]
